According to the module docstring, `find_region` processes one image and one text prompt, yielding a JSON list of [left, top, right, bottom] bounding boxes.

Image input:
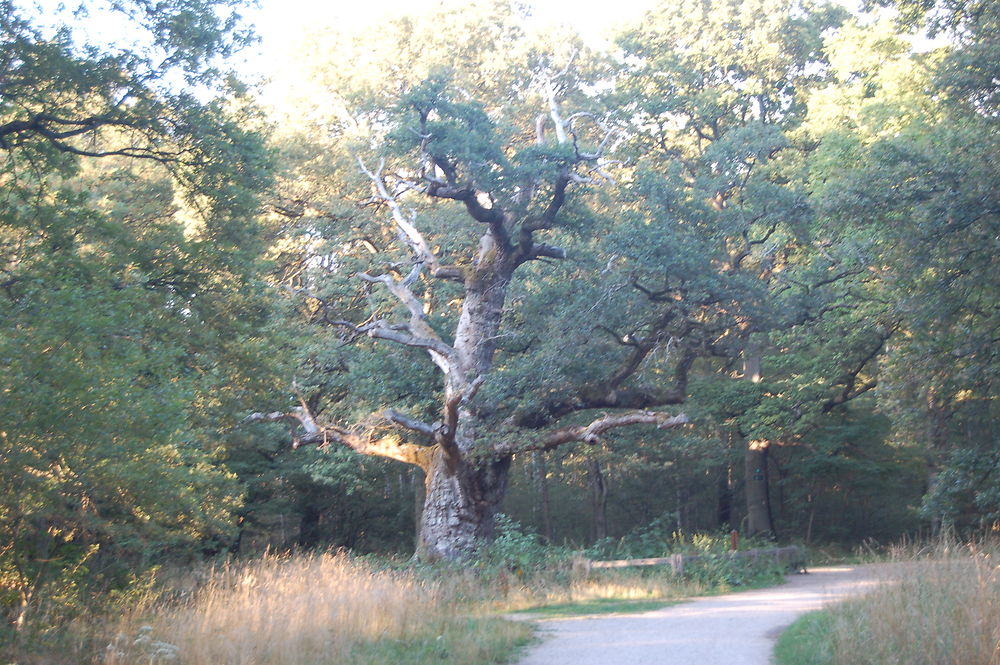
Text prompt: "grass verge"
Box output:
[[774, 541, 1000, 665], [512, 597, 679, 619]]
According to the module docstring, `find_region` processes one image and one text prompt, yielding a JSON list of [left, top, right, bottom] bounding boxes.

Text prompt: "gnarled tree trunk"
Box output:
[[418, 449, 511, 560]]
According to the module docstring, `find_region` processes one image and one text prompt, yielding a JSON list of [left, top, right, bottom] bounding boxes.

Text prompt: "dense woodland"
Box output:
[[1, 0, 997, 631]]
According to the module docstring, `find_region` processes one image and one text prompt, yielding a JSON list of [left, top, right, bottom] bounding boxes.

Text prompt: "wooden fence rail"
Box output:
[[582, 545, 805, 576]]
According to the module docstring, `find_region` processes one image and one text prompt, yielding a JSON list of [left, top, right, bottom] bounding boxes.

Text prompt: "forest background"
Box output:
[[1, 0, 997, 639]]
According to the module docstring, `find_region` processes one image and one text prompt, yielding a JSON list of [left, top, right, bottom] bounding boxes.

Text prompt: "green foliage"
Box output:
[[586, 523, 787, 589], [474, 514, 569, 575], [803, 8, 999, 533], [921, 448, 1000, 526], [682, 544, 788, 589], [0, 0, 278, 639]]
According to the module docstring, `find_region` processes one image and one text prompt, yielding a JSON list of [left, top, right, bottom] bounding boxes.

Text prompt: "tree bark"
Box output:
[[744, 439, 775, 536], [412, 466, 425, 552], [717, 462, 734, 529], [417, 448, 511, 560]]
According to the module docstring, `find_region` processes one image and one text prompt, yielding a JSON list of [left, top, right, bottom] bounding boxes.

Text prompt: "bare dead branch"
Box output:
[[384, 408, 437, 436], [500, 410, 689, 453], [361, 319, 455, 372], [357, 156, 466, 283]]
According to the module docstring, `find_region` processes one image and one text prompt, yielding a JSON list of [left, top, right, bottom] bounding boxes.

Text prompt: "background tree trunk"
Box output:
[[412, 466, 425, 551], [297, 504, 322, 548], [532, 451, 553, 542], [742, 341, 775, 537], [717, 462, 735, 529], [744, 440, 775, 536], [588, 458, 608, 542]]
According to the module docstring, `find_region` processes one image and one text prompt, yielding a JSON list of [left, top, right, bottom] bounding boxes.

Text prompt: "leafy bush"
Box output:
[[585, 520, 789, 588], [473, 514, 571, 577]]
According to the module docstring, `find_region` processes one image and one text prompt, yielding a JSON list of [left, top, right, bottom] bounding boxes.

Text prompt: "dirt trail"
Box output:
[[515, 565, 883, 665]]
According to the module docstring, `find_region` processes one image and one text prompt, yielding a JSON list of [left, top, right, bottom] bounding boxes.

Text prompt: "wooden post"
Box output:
[[670, 552, 684, 576]]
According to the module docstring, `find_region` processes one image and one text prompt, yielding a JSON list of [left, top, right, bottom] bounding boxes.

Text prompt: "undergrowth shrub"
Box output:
[[585, 517, 788, 589]]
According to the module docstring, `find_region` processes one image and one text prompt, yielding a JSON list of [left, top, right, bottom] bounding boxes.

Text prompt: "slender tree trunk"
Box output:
[[924, 396, 952, 535], [532, 451, 553, 542], [229, 515, 245, 555], [742, 339, 775, 537], [412, 466, 425, 551], [588, 458, 608, 542], [717, 463, 734, 528], [805, 497, 815, 545], [744, 439, 775, 536], [675, 478, 685, 534]]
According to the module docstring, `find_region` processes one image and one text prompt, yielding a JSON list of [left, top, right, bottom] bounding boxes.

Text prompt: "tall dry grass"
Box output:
[[782, 541, 1000, 665], [8, 544, 779, 665], [101, 551, 530, 665]]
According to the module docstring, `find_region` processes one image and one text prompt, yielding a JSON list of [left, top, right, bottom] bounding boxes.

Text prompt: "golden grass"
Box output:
[[101, 552, 531, 665], [497, 564, 710, 612], [7, 545, 777, 665], [779, 541, 1000, 665]]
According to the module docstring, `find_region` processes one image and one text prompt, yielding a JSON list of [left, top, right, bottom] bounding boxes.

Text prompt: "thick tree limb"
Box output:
[[424, 180, 509, 234], [539, 71, 570, 145], [526, 243, 567, 261], [523, 170, 570, 233], [298, 426, 433, 469], [357, 271, 432, 336], [606, 311, 680, 391], [0, 113, 184, 162], [362, 319, 455, 373], [247, 407, 318, 434], [512, 171, 571, 265], [246, 410, 434, 470], [511, 345, 696, 431], [565, 112, 621, 163], [440, 375, 486, 447], [497, 410, 689, 454], [355, 271, 455, 373]]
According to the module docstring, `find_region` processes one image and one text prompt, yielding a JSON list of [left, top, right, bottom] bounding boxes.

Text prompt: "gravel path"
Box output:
[[515, 565, 884, 665]]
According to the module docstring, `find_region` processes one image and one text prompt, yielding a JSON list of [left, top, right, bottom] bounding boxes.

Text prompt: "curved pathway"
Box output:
[[515, 565, 884, 665]]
